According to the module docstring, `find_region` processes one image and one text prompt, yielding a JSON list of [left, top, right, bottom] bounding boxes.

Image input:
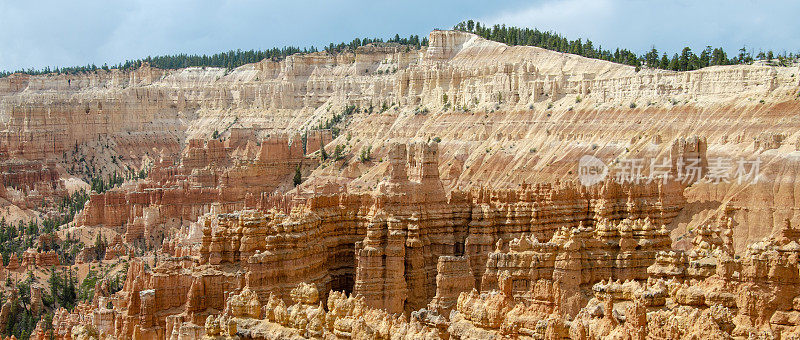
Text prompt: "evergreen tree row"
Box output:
[[0, 189, 89, 267], [324, 34, 427, 54], [453, 20, 798, 71], [0, 34, 428, 78]]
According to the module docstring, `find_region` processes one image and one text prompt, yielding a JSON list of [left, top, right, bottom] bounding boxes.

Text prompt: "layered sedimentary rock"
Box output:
[[10, 28, 800, 340], [195, 282, 440, 340], [42, 198, 800, 339], [20, 249, 60, 268], [149, 218, 798, 339], [0, 291, 17, 334], [74, 129, 323, 246], [1, 29, 798, 245], [566, 218, 800, 339], [481, 218, 671, 317], [56, 140, 691, 340], [427, 255, 474, 316], [75, 234, 131, 263], [0, 159, 66, 208], [447, 271, 572, 339], [5, 253, 19, 271]]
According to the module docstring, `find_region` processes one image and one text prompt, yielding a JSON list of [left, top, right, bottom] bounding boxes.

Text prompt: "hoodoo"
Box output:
[[1, 18, 800, 340]]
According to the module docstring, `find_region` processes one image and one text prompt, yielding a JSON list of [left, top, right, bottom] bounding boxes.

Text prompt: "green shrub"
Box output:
[[359, 146, 372, 162], [293, 166, 302, 186]]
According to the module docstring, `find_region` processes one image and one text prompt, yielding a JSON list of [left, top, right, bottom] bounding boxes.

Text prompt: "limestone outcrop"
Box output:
[[5, 253, 19, 271], [0, 29, 797, 245], [482, 218, 671, 318], [22, 249, 60, 268], [59, 140, 692, 340], [427, 255, 474, 316], [74, 130, 321, 248], [7, 28, 800, 340]]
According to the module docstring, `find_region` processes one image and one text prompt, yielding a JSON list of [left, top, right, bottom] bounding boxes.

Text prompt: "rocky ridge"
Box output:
[[0, 29, 799, 339]]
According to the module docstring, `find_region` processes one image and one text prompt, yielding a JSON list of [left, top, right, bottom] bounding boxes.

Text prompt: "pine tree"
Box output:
[[645, 47, 659, 68], [668, 53, 680, 71], [449, 20, 767, 72], [711, 48, 729, 66], [293, 165, 302, 186], [700, 46, 712, 68], [738, 46, 752, 64], [3, 33, 426, 77], [319, 139, 328, 161], [679, 47, 693, 71]]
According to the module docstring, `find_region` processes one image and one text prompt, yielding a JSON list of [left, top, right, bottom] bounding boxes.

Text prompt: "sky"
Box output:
[[1, 0, 799, 72]]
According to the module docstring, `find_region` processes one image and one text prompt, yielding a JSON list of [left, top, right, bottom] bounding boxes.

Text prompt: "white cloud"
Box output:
[[482, 0, 614, 37], [1, 0, 798, 71]]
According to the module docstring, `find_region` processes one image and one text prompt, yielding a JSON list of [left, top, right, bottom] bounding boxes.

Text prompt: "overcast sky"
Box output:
[[1, 0, 798, 72]]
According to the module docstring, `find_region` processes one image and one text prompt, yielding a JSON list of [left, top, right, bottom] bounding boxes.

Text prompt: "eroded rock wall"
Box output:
[[13, 28, 800, 340], [66, 140, 689, 339]]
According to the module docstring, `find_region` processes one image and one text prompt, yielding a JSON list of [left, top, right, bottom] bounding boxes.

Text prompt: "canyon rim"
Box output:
[[1, 17, 800, 340]]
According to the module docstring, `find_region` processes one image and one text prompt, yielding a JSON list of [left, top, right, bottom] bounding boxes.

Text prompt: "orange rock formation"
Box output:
[[7, 28, 800, 340]]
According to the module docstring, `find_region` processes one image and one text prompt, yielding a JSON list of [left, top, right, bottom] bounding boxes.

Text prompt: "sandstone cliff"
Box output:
[[4, 29, 800, 340], [4, 30, 797, 248]]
